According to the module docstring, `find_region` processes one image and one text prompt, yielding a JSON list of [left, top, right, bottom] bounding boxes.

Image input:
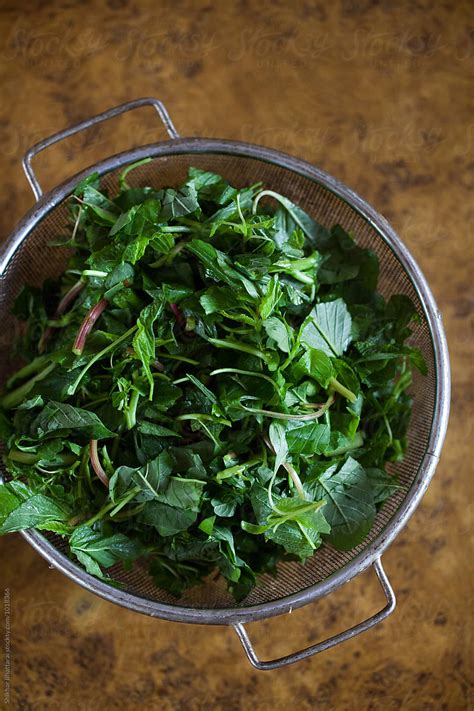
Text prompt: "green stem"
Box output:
[[215, 457, 261, 482], [324, 431, 364, 457], [2, 361, 56, 409], [124, 388, 140, 430], [329, 377, 357, 403], [220, 323, 253, 335], [176, 413, 231, 426], [152, 372, 171, 381], [6, 354, 49, 389], [119, 157, 152, 190], [68, 325, 137, 396], [82, 499, 118, 527], [110, 502, 146, 521], [240, 395, 333, 421], [149, 240, 187, 267], [282, 461, 305, 499], [82, 395, 110, 409], [155, 352, 199, 365], [79, 446, 94, 496], [220, 310, 256, 327], [109, 486, 141, 517], [288, 270, 314, 285], [172, 377, 189, 385], [158, 225, 192, 233], [210, 367, 280, 395], [110, 425, 123, 461], [207, 338, 268, 362], [297, 521, 317, 549], [81, 269, 108, 278], [6, 450, 39, 464]]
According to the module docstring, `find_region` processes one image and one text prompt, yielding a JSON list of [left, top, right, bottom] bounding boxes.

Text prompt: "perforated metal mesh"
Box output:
[[0, 151, 437, 611]]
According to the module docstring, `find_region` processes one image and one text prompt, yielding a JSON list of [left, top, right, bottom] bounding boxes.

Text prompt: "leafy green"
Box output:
[[32, 401, 116, 440], [0, 481, 70, 534], [133, 300, 163, 399], [285, 422, 331, 456], [0, 166, 423, 599], [301, 299, 352, 356], [140, 501, 198, 537], [70, 526, 144, 578], [313, 457, 376, 550]]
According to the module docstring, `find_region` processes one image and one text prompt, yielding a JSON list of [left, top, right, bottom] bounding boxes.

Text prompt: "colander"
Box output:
[[0, 98, 450, 670]]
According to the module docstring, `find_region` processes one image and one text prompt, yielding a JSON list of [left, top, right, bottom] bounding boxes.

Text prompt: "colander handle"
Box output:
[[22, 97, 179, 200], [233, 557, 396, 671]]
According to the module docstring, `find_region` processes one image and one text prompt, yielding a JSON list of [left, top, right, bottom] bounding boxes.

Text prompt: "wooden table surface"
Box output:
[[0, 1, 472, 709]]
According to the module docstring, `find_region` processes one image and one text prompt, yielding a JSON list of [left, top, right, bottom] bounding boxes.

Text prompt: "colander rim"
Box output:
[[0, 137, 450, 625]]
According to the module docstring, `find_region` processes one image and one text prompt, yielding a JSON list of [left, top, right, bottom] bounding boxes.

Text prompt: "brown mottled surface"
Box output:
[[0, 1, 472, 709]]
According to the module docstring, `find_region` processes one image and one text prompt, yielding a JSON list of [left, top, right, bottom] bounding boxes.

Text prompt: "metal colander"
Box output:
[[0, 99, 450, 670]]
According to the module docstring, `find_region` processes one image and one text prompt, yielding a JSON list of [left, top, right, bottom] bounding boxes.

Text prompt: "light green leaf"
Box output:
[[301, 299, 352, 356], [263, 316, 292, 353]]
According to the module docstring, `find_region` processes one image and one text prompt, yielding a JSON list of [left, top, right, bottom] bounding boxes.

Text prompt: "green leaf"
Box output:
[[133, 299, 163, 398], [137, 421, 180, 438], [132, 451, 174, 500], [292, 348, 334, 387], [199, 516, 216, 535], [254, 190, 330, 247], [186, 240, 259, 298], [263, 316, 292, 353], [314, 457, 376, 550], [248, 485, 323, 558], [109, 451, 174, 503], [0, 487, 20, 522], [301, 299, 352, 356], [31, 401, 116, 440], [366, 468, 401, 505], [70, 526, 143, 577], [187, 167, 237, 204], [199, 286, 237, 315], [80, 185, 121, 224], [285, 421, 331, 456], [139, 501, 197, 536], [258, 276, 282, 319], [185, 373, 218, 405], [122, 235, 154, 264], [16, 394, 44, 410], [0, 483, 69, 534], [156, 477, 205, 512], [211, 489, 240, 517], [159, 184, 199, 220], [269, 421, 288, 474]]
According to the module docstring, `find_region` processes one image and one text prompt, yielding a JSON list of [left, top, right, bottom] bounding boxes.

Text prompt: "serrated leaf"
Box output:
[[302, 299, 352, 356], [314, 457, 375, 550], [32, 401, 115, 440]]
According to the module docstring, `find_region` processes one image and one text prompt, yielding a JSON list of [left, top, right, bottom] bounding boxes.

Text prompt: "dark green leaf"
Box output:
[[139, 501, 197, 536], [314, 457, 375, 550], [32, 401, 115, 440]]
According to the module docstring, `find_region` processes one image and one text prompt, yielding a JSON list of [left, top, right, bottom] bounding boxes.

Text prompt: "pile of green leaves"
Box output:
[[0, 162, 425, 599]]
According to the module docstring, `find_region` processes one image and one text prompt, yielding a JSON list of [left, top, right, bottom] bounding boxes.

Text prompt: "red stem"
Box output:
[[72, 298, 108, 355], [170, 302, 186, 327], [89, 439, 109, 488], [39, 279, 85, 354], [56, 279, 85, 317]]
